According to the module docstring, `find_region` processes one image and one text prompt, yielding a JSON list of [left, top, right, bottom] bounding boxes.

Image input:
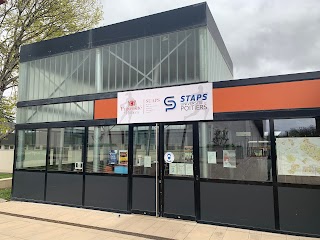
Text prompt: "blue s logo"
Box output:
[[164, 96, 176, 112]]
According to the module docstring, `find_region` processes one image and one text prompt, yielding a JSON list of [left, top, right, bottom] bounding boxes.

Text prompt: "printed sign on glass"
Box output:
[[117, 83, 213, 124]]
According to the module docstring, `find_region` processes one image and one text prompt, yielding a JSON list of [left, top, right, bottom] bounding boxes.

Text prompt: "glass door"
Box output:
[[161, 123, 196, 219], [131, 125, 158, 215]]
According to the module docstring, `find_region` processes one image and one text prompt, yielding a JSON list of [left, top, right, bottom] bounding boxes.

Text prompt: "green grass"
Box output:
[[0, 173, 12, 179], [0, 188, 11, 201]]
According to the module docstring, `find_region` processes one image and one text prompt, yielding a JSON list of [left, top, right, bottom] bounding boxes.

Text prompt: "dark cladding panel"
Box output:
[[132, 177, 156, 213], [279, 187, 320, 235], [20, 30, 90, 63], [200, 182, 275, 229], [164, 178, 195, 217], [20, 3, 207, 62], [85, 175, 128, 211], [46, 173, 83, 206], [12, 171, 45, 201], [92, 3, 206, 48]]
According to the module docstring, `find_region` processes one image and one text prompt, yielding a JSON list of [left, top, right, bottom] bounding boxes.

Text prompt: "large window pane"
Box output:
[[87, 125, 129, 174], [48, 127, 85, 172], [15, 129, 47, 170], [164, 124, 193, 178], [199, 120, 271, 181], [275, 117, 320, 185], [133, 126, 157, 176]]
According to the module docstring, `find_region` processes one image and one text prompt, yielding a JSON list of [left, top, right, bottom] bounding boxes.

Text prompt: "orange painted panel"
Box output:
[[94, 98, 117, 119], [213, 80, 320, 113]]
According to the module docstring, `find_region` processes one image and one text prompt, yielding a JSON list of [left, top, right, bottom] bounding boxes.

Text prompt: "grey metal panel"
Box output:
[[85, 175, 128, 211], [278, 187, 320, 235], [132, 177, 155, 212], [200, 182, 275, 229], [46, 173, 83, 206], [164, 178, 195, 217], [205, 5, 233, 73], [12, 171, 45, 201]]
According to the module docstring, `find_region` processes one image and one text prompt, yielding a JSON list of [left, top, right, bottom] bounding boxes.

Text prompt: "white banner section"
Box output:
[[117, 83, 213, 124]]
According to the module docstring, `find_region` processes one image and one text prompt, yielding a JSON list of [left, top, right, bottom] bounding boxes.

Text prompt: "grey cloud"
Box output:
[[101, 0, 320, 79]]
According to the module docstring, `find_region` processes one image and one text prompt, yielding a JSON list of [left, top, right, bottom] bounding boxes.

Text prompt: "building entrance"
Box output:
[[131, 123, 198, 219]]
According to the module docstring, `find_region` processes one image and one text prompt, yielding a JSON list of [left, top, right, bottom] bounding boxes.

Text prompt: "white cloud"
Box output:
[[100, 0, 320, 79]]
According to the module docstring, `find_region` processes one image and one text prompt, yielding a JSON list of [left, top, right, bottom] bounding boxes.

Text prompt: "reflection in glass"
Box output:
[[133, 126, 157, 176], [15, 129, 47, 170], [199, 120, 271, 181], [48, 127, 85, 172], [164, 124, 193, 178], [275, 118, 320, 185], [87, 125, 129, 174]]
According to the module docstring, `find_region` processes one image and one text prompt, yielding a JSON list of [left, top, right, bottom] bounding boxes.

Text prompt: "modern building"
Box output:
[[13, 2, 320, 237]]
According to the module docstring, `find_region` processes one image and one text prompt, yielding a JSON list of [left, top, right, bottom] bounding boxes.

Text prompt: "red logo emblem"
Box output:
[[128, 100, 136, 106]]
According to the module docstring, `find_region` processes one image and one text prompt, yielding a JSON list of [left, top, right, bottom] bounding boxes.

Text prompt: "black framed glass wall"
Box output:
[[15, 129, 48, 170], [133, 125, 157, 176], [275, 117, 320, 185], [86, 125, 129, 174], [199, 120, 271, 182], [164, 124, 194, 177], [48, 127, 85, 172]]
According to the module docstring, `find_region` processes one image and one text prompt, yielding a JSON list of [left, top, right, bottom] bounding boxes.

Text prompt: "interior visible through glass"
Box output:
[[87, 125, 129, 174], [164, 124, 194, 178], [199, 120, 271, 181], [133, 126, 157, 176]]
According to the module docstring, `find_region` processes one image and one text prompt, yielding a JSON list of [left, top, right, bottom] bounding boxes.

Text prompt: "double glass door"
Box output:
[[131, 123, 197, 219]]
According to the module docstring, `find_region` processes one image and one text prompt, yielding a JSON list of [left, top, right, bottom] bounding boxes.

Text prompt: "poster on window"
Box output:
[[108, 150, 118, 165], [135, 155, 144, 166], [119, 150, 128, 164], [144, 156, 152, 168], [184, 146, 193, 162], [207, 151, 217, 164], [276, 137, 320, 176], [169, 163, 177, 175], [223, 150, 236, 168]]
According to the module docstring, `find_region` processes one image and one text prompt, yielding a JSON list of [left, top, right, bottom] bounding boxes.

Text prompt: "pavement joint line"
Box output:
[[0, 211, 173, 240]]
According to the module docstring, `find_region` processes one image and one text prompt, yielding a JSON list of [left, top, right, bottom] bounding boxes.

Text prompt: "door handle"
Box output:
[[195, 175, 199, 181]]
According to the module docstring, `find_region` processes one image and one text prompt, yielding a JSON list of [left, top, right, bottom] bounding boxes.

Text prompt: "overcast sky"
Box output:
[[100, 0, 320, 79]]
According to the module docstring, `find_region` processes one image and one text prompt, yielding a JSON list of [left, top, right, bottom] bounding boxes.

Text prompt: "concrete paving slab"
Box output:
[[0, 201, 318, 240]]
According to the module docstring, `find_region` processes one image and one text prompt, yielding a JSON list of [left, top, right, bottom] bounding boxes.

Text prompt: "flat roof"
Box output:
[[20, 2, 233, 72]]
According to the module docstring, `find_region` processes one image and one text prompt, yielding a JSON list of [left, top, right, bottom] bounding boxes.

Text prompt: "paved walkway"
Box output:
[[0, 201, 317, 240]]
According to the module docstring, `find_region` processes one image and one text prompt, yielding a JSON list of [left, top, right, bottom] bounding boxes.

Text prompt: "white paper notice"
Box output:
[[169, 163, 177, 175], [185, 164, 194, 176], [144, 156, 152, 168], [177, 163, 186, 175], [207, 151, 217, 164]]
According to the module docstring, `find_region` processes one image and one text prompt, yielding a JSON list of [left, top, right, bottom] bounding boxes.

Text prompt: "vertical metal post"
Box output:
[[155, 123, 158, 217]]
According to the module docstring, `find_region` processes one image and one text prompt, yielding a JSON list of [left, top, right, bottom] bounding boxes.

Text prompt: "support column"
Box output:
[[93, 127, 100, 172], [199, 28, 207, 82], [92, 48, 103, 172], [58, 128, 64, 171], [200, 122, 208, 178]]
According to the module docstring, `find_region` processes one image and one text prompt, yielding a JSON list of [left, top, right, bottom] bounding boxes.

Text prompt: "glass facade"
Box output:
[[199, 120, 271, 181], [275, 118, 320, 185], [16, 101, 93, 124], [18, 27, 232, 102], [16, 129, 48, 170], [133, 126, 157, 176], [87, 125, 129, 174], [48, 127, 85, 172], [164, 124, 194, 177]]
